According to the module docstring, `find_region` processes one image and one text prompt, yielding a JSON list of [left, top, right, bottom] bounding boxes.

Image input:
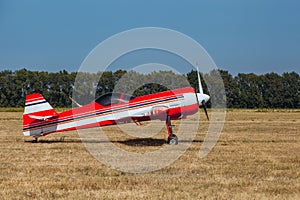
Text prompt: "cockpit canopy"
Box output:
[[95, 92, 135, 106]]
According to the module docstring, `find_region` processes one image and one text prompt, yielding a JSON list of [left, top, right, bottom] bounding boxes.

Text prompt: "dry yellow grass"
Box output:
[[0, 109, 299, 199]]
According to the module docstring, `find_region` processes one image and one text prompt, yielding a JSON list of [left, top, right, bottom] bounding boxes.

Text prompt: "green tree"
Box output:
[[235, 73, 264, 108], [261, 73, 284, 108], [204, 69, 226, 108], [219, 70, 239, 108], [282, 72, 299, 108]]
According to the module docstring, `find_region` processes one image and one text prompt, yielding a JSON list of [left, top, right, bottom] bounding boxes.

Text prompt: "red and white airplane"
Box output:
[[23, 69, 210, 144]]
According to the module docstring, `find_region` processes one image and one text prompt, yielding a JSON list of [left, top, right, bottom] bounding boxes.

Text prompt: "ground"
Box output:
[[0, 109, 299, 199]]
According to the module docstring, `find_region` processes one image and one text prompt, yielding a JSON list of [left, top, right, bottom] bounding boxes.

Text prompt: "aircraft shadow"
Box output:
[[115, 138, 166, 147], [25, 138, 84, 143], [25, 137, 203, 145], [116, 138, 204, 146], [181, 139, 204, 143]]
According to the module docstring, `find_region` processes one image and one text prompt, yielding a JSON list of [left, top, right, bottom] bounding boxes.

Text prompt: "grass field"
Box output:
[[0, 109, 299, 199]]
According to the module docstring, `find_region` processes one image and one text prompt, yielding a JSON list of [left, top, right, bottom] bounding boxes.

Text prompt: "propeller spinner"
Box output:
[[196, 67, 210, 120]]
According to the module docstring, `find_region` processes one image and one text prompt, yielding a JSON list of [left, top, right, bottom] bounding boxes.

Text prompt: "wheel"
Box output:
[[167, 134, 178, 145]]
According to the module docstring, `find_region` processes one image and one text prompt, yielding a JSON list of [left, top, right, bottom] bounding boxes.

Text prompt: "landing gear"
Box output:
[[60, 136, 66, 142], [33, 136, 39, 143], [167, 134, 178, 145], [166, 115, 178, 145]]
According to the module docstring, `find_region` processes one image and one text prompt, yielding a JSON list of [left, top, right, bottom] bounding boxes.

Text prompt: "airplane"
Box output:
[[23, 68, 210, 144]]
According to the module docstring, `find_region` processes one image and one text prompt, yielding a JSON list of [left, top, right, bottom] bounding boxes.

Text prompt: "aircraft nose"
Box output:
[[203, 94, 210, 103], [196, 93, 210, 105]]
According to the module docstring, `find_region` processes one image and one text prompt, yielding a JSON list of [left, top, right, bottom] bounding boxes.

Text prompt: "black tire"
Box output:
[[167, 134, 178, 145]]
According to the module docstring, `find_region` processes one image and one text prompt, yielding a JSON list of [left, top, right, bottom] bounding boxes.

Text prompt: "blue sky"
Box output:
[[0, 0, 299, 75]]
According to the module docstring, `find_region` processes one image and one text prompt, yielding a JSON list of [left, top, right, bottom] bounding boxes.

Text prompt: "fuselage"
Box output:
[[23, 87, 199, 137]]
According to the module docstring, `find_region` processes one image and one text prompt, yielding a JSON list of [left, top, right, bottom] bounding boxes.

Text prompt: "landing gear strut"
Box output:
[[33, 136, 39, 143], [166, 115, 178, 145]]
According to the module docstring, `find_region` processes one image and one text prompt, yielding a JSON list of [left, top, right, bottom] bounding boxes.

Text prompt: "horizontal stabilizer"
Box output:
[[28, 115, 56, 121]]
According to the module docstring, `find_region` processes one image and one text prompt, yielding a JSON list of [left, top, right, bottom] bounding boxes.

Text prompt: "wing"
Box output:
[[128, 106, 169, 117]]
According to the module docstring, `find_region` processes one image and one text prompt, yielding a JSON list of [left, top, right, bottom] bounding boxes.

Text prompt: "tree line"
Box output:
[[0, 68, 299, 108]]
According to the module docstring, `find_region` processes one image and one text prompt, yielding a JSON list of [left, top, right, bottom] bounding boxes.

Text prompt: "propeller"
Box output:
[[201, 99, 209, 120], [196, 66, 210, 120]]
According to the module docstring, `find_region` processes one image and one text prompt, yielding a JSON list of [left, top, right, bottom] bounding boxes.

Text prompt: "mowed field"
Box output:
[[0, 109, 299, 199]]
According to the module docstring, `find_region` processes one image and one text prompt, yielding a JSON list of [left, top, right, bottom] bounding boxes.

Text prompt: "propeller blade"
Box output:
[[201, 100, 209, 120], [197, 66, 203, 94], [196, 64, 210, 120]]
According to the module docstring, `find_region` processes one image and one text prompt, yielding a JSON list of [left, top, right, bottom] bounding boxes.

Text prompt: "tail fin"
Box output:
[[24, 93, 57, 116], [23, 93, 57, 136]]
